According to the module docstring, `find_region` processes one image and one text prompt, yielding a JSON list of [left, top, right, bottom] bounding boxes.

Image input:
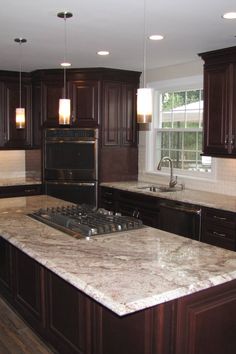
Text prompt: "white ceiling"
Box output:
[[0, 0, 236, 72]]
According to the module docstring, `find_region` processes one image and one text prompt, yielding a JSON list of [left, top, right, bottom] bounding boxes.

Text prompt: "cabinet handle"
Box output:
[[24, 189, 35, 193], [230, 135, 235, 146], [213, 231, 226, 238], [224, 135, 228, 145], [133, 209, 140, 218], [213, 215, 227, 221], [104, 200, 113, 205], [104, 192, 113, 197]]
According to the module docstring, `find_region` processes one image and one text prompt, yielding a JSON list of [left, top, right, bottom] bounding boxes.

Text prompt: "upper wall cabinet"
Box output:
[[0, 72, 32, 149], [102, 81, 138, 147], [199, 46, 236, 157], [68, 79, 100, 127]]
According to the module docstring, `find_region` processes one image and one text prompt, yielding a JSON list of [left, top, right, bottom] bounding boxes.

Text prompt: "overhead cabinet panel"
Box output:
[[199, 46, 236, 157]]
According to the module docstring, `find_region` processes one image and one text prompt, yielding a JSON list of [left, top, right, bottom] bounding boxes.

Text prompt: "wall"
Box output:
[[0, 150, 41, 179], [138, 60, 236, 196]]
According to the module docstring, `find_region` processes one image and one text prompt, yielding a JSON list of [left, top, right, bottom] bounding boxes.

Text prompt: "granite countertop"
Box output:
[[0, 177, 41, 187], [1, 195, 236, 317], [100, 181, 236, 213]]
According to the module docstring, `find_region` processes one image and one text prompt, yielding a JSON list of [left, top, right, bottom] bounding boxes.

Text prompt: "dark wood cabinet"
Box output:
[[102, 81, 137, 147], [41, 79, 64, 127], [100, 187, 160, 228], [199, 46, 236, 157], [1, 239, 236, 354], [69, 79, 99, 127], [201, 207, 236, 250], [175, 280, 236, 354], [32, 82, 42, 147], [12, 247, 46, 334], [0, 236, 13, 300], [0, 78, 32, 148], [46, 270, 91, 354], [0, 184, 42, 198]]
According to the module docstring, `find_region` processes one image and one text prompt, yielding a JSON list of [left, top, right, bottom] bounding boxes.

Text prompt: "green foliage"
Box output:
[[162, 90, 201, 111]]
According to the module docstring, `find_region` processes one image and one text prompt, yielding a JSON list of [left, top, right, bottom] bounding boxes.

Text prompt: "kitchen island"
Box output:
[[0, 195, 236, 354]]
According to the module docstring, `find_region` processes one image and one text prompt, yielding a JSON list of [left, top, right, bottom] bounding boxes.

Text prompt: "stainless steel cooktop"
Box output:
[[28, 204, 143, 238]]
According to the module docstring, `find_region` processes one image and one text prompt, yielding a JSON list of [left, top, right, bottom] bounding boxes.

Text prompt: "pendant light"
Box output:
[[57, 11, 73, 125], [14, 38, 27, 129], [137, 0, 153, 123]]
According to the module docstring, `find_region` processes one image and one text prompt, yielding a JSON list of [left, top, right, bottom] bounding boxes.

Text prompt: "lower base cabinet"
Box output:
[[46, 271, 92, 354], [1, 239, 236, 354]]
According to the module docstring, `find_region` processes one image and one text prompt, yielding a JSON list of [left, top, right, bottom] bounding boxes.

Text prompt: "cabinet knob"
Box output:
[[224, 135, 228, 145]]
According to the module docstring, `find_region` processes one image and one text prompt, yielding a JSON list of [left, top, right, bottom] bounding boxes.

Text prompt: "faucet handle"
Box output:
[[169, 176, 178, 188]]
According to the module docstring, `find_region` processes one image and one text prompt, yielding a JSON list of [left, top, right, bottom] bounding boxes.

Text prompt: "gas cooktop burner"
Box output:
[[28, 204, 143, 238]]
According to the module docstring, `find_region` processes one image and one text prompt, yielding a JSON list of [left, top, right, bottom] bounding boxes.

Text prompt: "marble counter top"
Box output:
[[0, 177, 41, 187], [1, 195, 236, 317], [100, 181, 236, 212]]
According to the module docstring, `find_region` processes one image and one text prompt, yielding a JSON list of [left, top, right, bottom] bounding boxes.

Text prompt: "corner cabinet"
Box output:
[[199, 46, 236, 157], [0, 71, 32, 149]]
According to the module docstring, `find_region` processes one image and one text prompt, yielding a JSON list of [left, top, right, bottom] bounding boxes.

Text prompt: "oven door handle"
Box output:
[[45, 181, 96, 186], [45, 140, 96, 144]]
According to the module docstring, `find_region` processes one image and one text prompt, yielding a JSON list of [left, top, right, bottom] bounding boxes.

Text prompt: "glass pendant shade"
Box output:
[[15, 108, 25, 129], [137, 88, 153, 123], [59, 98, 71, 125]]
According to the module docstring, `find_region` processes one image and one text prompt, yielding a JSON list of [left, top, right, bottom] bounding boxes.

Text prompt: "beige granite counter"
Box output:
[[100, 181, 236, 212], [1, 195, 236, 317], [0, 177, 41, 187]]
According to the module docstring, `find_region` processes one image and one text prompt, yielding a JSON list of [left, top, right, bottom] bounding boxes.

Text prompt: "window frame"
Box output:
[[146, 76, 215, 180]]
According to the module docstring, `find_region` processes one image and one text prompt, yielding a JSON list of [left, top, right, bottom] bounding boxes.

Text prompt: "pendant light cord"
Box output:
[[63, 13, 67, 99], [143, 0, 147, 88], [19, 40, 22, 108]]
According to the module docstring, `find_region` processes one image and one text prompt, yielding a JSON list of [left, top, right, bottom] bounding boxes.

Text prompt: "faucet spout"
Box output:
[[157, 156, 177, 188]]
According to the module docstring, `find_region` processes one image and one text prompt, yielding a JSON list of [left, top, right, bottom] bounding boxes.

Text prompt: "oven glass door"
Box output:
[[45, 181, 97, 207], [44, 141, 97, 180]]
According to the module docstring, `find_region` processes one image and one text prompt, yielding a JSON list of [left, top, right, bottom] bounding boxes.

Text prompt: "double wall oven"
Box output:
[[43, 128, 98, 206]]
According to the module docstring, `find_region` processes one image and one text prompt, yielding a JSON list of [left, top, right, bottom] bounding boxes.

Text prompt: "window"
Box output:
[[150, 85, 212, 176]]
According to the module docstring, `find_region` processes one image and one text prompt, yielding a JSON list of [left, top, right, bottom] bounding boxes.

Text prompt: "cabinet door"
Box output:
[[103, 81, 121, 146], [69, 80, 99, 127], [32, 82, 42, 147], [203, 64, 230, 156], [46, 270, 91, 354], [0, 237, 13, 300], [3, 81, 32, 148], [42, 80, 64, 127], [13, 248, 46, 334], [230, 63, 236, 154], [121, 84, 137, 146]]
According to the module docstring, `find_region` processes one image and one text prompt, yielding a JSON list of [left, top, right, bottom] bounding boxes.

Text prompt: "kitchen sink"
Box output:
[[137, 185, 183, 193]]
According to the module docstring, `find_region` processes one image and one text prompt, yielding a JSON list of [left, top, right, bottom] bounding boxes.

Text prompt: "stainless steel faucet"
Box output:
[[157, 156, 177, 188]]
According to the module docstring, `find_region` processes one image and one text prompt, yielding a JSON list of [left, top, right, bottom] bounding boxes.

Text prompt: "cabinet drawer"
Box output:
[[202, 229, 235, 251], [202, 208, 236, 251], [203, 209, 235, 230], [0, 184, 42, 198], [100, 187, 116, 211]]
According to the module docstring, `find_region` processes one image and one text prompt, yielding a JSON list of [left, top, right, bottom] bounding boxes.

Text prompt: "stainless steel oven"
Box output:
[[43, 128, 98, 181], [43, 128, 98, 206], [44, 181, 98, 206]]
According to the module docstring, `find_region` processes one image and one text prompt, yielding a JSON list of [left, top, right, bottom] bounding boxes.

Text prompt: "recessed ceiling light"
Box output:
[[222, 12, 236, 19], [149, 34, 164, 41], [60, 62, 71, 67], [97, 51, 110, 56]]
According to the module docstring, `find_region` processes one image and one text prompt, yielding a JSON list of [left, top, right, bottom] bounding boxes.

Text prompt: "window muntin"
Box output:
[[155, 89, 211, 173]]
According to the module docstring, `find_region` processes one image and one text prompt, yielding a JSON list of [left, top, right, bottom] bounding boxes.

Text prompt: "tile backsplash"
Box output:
[[0, 150, 41, 179]]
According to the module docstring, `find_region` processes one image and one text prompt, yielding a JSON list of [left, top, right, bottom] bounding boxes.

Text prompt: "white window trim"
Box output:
[[145, 76, 216, 181]]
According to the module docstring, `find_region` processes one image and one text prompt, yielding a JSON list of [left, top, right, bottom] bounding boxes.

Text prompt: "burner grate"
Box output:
[[28, 205, 143, 238]]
